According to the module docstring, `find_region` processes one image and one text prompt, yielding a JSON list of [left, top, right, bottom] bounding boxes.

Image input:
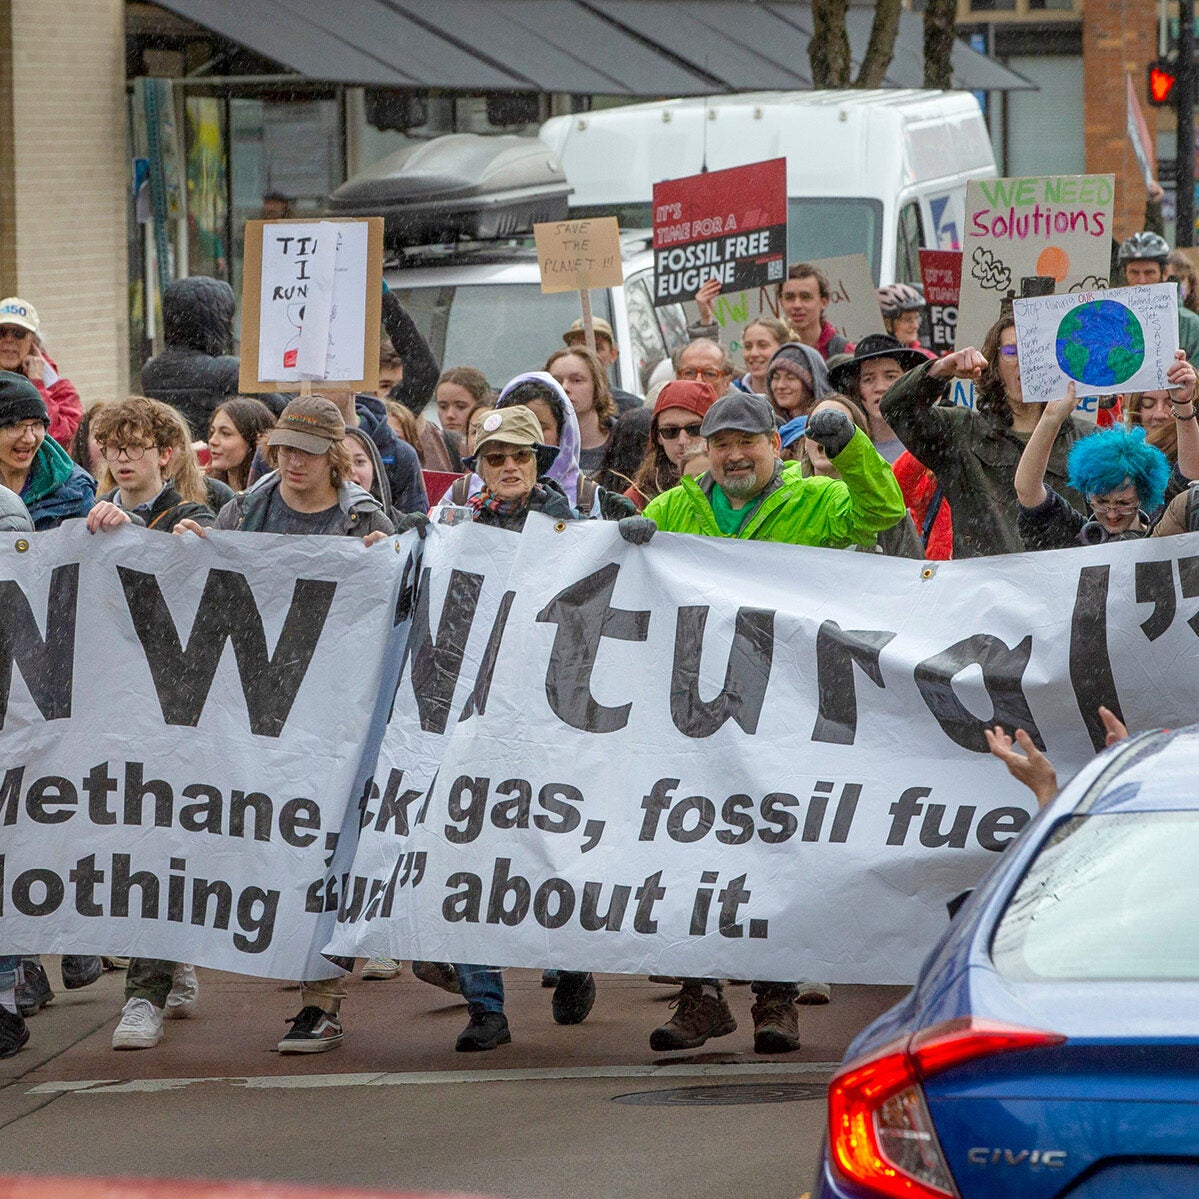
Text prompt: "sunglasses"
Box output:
[[0, 327, 31, 342], [658, 423, 703, 440], [998, 344, 1019, 359], [482, 448, 535, 468]]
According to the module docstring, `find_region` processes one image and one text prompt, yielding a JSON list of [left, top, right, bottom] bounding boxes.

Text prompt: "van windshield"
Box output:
[[574, 198, 886, 282], [385, 284, 615, 389]]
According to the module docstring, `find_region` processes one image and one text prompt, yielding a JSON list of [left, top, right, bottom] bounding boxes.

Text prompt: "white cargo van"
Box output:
[[540, 89, 997, 287]]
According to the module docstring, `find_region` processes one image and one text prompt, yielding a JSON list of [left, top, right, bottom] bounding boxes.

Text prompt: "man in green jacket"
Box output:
[[639, 392, 905, 547], [619, 392, 905, 1055]]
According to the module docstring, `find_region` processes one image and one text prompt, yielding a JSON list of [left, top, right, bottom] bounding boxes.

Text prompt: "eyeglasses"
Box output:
[[658, 422, 703, 440], [482, 448, 535, 468], [998, 344, 1019, 359], [101, 442, 154, 462], [1088, 495, 1139, 515], [0, 327, 30, 342], [678, 367, 728, 382]]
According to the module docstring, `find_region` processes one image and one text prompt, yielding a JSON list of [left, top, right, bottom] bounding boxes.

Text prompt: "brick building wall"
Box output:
[[0, 0, 128, 408], [1083, 0, 1159, 242]]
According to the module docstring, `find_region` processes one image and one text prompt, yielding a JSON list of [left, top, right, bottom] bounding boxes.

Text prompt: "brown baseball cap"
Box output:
[[563, 316, 616, 346], [267, 395, 346, 454]]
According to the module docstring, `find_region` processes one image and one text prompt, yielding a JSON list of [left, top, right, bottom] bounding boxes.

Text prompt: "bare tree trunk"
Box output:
[[856, 0, 902, 89], [923, 0, 958, 90], [809, 0, 851, 88]]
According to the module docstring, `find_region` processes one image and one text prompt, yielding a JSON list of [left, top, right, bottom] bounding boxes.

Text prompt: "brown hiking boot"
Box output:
[[650, 985, 737, 1051], [751, 991, 800, 1054]]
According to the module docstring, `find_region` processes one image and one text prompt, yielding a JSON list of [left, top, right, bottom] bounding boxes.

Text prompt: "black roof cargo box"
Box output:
[[325, 134, 571, 248]]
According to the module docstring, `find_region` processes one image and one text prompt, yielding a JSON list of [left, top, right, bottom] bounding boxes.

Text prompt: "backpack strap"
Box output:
[[576, 475, 597, 515], [1187, 482, 1199, 532]]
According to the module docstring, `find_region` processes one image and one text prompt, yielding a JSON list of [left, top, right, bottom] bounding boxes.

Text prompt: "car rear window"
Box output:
[[991, 812, 1199, 981]]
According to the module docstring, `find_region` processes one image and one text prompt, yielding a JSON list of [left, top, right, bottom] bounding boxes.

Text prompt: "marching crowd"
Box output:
[[1, 223, 1197, 1066]]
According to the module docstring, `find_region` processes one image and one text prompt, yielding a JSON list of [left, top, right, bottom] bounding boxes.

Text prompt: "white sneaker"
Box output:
[[112, 997, 164, 1050], [165, 964, 199, 1019], [361, 957, 402, 980]]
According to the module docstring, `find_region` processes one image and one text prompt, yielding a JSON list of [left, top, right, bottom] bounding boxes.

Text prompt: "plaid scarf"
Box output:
[[468, 484, 538, 518]]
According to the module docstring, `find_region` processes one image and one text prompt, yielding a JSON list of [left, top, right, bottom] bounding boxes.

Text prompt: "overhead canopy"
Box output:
[[155, 0, 1033, 94]]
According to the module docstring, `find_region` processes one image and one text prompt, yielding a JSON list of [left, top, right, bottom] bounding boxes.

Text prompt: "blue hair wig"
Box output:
[[1067, 424, 1170, 512]]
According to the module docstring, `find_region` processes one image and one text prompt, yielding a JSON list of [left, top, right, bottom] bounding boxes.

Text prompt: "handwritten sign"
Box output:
[[806, 254, 884, 342], [652, 158, 787, 306], [1012, 283, 1178, 410], [958, 175, 1115, 352], [533, 217, 623, 294], [238, 217, 383, 393], [919, 249, 962, 353]]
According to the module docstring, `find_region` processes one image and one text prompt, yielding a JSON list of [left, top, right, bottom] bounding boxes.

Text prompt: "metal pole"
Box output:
[[1178, 0, 1195, 246]]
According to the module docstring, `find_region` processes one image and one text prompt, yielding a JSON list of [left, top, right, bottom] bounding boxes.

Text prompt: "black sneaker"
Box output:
[[455, 1010, 511, 1052], [277, 1005, 343, 1054], [15, 961, 53, 1017], [649, 984, 737, 1051], [551, 971, 595, 1025], [61, 955, 103, 990], [412, 961, 461, 994], [0, 1007, 29, 1059]]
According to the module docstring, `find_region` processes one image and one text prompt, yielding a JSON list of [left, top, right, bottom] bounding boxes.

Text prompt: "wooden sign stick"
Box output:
[[579, 288, 597, 355]]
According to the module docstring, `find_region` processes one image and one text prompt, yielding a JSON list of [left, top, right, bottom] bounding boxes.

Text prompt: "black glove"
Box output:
[[395, 511, 431, 540], [805, 408, 854, 459], [618, 516, 657, 545]]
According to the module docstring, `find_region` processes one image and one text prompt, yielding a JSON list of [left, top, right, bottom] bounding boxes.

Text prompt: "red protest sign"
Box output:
[[652, 158, 787, 307], [919, 249, 963, 353]]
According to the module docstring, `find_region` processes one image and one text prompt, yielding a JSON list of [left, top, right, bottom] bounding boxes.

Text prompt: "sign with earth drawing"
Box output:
[[1012, 283, 1178, 412], [957, 175, 1115, 352]]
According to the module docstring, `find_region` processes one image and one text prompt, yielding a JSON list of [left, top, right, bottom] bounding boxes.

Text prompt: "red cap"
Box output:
[[652, 380, 718, 422]]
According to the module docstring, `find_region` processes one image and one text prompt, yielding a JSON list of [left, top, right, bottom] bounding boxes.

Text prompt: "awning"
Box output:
[[154, 0, 1033, 94]]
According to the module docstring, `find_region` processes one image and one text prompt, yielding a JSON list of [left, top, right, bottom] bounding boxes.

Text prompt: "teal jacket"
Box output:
[[643, 429, 906, 547]]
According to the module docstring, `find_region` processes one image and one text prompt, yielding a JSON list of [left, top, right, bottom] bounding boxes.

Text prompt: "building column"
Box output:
[[1083, 0, 1159, 243], [0, 0, 129, 406]]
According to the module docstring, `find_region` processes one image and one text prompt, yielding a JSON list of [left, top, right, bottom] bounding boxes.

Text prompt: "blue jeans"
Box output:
[[455, 964, 504, 1013], [0, 955, 19, 992]]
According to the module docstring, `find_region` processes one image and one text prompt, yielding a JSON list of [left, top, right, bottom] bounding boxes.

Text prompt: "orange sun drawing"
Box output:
[[1036, 245, 1071, 282]]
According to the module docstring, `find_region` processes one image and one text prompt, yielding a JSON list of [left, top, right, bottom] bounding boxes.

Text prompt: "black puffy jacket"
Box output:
[[140, 277, 284, 437]]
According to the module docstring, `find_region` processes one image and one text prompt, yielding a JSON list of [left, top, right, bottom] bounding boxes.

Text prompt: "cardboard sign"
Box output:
[[652, 158, 787, 306], [533, 217, 623, 294], [239, 217, 383, 393], [957, 175, 1115, 351], [805, 254, 883, 342], [1126, 73, 1156, 191], [919, 249, 963, 353], [1013, 283, 1178, 411]]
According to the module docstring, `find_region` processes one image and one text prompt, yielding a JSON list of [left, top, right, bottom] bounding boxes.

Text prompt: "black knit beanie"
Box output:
[[0, 371, 49, 429]]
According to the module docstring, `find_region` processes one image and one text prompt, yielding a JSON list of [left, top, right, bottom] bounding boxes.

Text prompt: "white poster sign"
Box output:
[[255, 220, 370, 384], [958, 175, 1115, 352], [1013, 283, 1179, 408], [808, 254, 885, 342]]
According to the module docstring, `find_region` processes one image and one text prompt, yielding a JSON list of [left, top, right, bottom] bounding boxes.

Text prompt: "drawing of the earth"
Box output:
[[1055, 299, 1145, 387]]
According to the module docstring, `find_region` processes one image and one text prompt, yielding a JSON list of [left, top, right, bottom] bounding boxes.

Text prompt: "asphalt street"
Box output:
[[0, 960, 908, 1199]]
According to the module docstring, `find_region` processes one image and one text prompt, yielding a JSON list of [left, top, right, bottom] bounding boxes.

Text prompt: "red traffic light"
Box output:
[[1149, 59, 1178, 106]]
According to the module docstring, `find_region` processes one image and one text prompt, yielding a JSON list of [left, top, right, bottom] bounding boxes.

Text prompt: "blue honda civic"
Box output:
[[814, 726, 1199, 1199]]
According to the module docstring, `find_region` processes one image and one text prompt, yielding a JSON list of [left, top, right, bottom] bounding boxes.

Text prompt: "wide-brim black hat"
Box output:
[[827, 333, 929, 392]]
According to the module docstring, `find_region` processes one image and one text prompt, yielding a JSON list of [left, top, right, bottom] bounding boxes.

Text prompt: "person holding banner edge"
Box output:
[[620, 390, 905, 1053]]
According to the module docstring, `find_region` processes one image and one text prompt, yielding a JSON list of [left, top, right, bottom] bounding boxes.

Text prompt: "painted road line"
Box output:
[[28, 1061, 840, 1096]]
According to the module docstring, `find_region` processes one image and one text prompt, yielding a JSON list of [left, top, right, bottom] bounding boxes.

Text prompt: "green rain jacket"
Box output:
[[642, 429, 906, 547]]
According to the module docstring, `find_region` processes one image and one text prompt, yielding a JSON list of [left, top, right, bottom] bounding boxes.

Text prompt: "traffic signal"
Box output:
[[1149, 58, 1178, 106]]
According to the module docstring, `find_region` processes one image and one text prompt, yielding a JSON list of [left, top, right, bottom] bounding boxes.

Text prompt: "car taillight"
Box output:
[[827, 1018, 1066, 1199]]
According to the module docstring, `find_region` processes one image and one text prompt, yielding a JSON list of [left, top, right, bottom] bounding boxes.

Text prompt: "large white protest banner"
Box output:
[[327, 516, 1199, 985], [0, 523, 411, 981], [8, 521, 1199, 986], [1013, 283, 1179, 410]]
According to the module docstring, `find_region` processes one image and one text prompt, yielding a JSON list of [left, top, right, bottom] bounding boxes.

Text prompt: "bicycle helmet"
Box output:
[[876, 282, 926, 319], [1117, 231, 1170, 265]]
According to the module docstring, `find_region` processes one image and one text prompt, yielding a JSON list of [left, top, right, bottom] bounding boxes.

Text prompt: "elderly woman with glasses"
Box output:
[[880, 313, 1094, 557]]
